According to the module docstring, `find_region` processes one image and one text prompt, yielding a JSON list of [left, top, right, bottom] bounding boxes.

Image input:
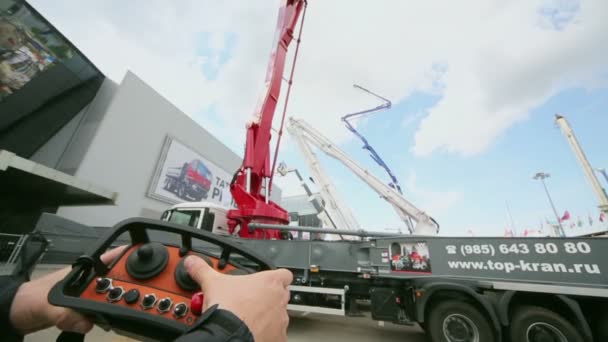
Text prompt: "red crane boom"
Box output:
[[227, 0, 306, 239]]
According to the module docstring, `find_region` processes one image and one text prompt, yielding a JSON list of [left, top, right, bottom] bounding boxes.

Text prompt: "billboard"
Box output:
[[0, 1, 76, 101], [148, 136, 236, 207]]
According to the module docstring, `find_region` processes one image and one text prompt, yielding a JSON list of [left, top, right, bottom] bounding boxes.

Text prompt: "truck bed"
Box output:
[[36, 214, 608, 292]]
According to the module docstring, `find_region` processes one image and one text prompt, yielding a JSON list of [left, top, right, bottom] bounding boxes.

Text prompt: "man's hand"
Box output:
[[185, 256, 292, 342], [9, 246, 126, 335]]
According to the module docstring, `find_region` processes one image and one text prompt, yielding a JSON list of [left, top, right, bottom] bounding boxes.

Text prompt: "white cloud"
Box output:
[[405, 172, 463, 219], [401, 111, 427, 129], [411, 0, 607, 156], [30, 0, 608, 159]]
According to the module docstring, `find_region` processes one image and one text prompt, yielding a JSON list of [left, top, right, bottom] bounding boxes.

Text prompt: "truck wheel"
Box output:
[[509, 306, 583, 342], [177, 184, 186, 199], [427, 300, 495, 342], [195, 191, 208, 201], [163, 178, 173, 191], [592, 310, 608, 342]]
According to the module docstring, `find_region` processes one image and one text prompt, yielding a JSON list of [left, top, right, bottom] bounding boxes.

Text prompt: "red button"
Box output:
[[191, 292, 204, 316]]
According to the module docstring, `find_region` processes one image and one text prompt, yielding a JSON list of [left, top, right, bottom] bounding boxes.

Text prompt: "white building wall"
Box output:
[[58, 71, 280, 227]]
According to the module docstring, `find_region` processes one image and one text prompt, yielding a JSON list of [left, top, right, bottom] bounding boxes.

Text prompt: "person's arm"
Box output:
[[7, 246, 126, 338], [0, 275, 26, 342], [4, 246, 290, 342], [177, 256, 292, 342]]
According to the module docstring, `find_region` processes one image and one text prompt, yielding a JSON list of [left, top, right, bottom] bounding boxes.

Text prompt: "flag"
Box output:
[[504, 229, 513, 237], [577, 216, 583, 228], [523, 229, 529, 237], [601, 212, 606, 223], [588, 212, 594, 226], [560, 210, 570, 222]]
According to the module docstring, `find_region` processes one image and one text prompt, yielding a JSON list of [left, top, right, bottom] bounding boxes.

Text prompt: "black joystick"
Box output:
[[174, 255, 212, 291], [126, 243, 169, 280], [95, 277, 112, 293]]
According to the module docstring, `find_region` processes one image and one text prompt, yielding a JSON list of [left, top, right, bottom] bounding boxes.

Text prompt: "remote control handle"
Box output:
[[48, 218, 275, 340], [83, 217, 274, 275]]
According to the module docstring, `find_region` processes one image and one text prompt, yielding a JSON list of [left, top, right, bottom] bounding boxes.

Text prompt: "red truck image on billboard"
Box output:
[[163, 159, 213, 201], [148, 137, 236, 207]]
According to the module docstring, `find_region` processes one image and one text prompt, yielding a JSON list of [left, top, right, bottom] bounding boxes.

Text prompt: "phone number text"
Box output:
[[446, 242, 592, 257]]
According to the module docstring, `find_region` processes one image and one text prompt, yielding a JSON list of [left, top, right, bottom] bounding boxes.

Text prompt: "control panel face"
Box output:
[[80, 243, 240, 327], [48, 218, 274, 340]]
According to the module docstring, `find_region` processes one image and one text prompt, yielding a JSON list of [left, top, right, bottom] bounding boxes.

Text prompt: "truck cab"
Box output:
[[161, 202, 230, 236]]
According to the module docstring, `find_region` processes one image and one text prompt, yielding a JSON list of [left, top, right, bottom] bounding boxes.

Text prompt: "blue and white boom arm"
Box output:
[[341, 84, 403, 194], [287, 117, 439, 235]]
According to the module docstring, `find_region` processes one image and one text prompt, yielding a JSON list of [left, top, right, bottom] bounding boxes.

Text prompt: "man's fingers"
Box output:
[[51, 307, 94, 334], [184, 255, 218, 288], [283, 288, 290, 306], [100, 245, 127, 265], [273, 268, 293, 287]]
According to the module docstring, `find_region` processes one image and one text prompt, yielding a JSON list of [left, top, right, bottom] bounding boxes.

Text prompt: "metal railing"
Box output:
[[0, 233, 27, 265]]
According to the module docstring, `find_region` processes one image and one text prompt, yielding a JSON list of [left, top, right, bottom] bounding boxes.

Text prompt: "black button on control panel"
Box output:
[[173, 303, 188, 318], [157, 297, 172, 313], [107, 287, 124, 302], [141, 294, 157, 310], [123, 289, 140, 304]]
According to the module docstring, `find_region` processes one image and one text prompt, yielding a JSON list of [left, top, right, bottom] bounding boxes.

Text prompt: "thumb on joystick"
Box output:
[[184, 256, 218, 291]]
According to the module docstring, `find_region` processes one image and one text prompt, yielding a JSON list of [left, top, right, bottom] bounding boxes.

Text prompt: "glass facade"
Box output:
[[0, 0, 104, 157]]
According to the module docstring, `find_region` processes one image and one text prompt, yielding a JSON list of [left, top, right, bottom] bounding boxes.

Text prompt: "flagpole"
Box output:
[[533, 172, 565, 237], [505, 200, 517, 236]]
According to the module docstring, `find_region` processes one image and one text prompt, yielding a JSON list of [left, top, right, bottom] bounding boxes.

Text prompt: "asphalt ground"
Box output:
[[26, 313, 426, 342]]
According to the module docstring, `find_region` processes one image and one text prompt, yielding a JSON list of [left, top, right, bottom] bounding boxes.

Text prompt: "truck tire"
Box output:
[[509, 305, 583, 342], [195, 190, 208, 201], [592, 310, 608, 342], [427, 300, 495, 342], [177, 183, 186, 199], [163, 178, 173, 191]]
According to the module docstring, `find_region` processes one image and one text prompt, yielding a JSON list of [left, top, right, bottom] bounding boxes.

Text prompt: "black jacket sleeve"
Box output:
[[174, 304, 254, 342], [0, 275, 26, 342]]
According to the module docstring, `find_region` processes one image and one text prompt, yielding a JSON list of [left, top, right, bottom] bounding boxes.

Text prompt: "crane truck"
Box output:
[[34, 1, 608, 341], [155, 2, 608, 340]]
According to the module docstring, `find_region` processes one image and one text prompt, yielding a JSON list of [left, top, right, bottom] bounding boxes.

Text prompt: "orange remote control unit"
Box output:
[[48, 218, 274, 341]]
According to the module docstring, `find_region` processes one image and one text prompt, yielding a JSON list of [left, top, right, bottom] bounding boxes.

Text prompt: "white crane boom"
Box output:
[[555, 114, 608, 212], [287, 117, 439, 235], [287, 119, 362, 232]]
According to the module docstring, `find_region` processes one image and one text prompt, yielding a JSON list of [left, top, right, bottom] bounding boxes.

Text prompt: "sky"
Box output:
[[30, 0, 608, 236]]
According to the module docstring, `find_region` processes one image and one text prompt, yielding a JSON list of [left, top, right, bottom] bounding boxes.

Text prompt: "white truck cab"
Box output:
[[161, 201, 231, 236]]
